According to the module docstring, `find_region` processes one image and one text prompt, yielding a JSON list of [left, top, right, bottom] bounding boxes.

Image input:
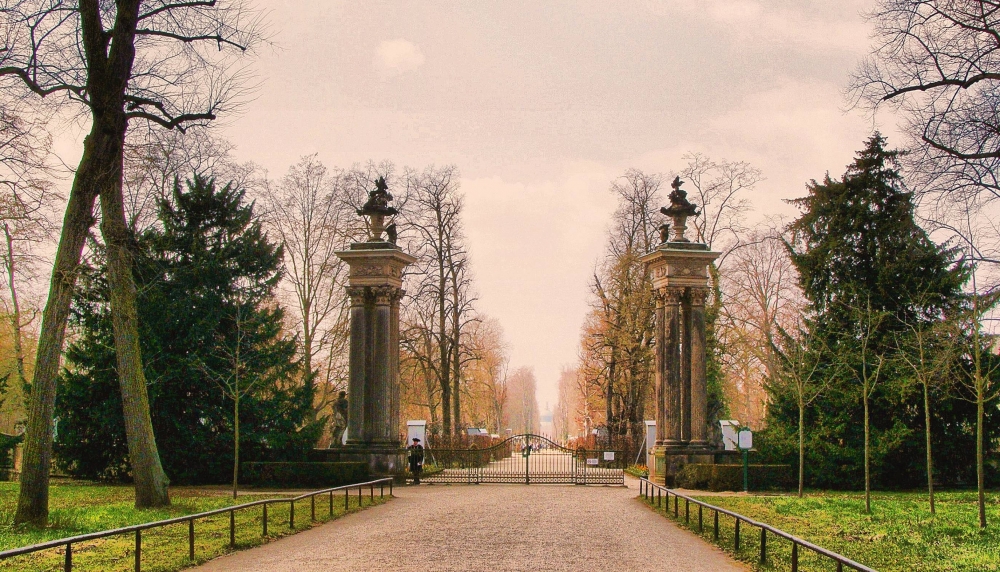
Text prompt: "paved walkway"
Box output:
[[191, 479, 744, 572]]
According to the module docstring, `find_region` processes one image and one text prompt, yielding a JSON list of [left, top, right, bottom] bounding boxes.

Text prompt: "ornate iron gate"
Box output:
[[422, 434, 624, 485]]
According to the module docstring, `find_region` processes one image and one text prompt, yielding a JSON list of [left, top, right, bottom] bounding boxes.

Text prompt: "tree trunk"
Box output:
[[922, 380, 934, 514], [14, 132, 101, 525], [978, 392, 985, 528], [100, 154, 171, 508], [798, 393, 805, 498], [452, 311, 461, 435], [3, 224, 26, 389], [864, 380, 871, 515], [233, 392, 240, 499]]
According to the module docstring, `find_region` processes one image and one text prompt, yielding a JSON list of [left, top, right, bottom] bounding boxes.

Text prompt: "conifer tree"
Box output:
[[56, 176, 321, 483]]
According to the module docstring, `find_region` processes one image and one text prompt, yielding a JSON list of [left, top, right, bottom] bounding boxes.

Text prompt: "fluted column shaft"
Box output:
[[654, 290, 666, 444], [346, 287, 368, 445], [368, 286, 394, 444], [681, 292, 693, 443], [689, 288, 709, 446], [663, 287, 684, 447]]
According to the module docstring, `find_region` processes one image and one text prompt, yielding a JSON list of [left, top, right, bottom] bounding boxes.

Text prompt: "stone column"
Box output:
[[654, 289, 666, 445], [390, 289, 405, 444], [689, 287, 709, 447], [681, 290, 693, 443], [346, 286, 368, 445], [663, 287, 684, 448], [367, 286, 394, 444]]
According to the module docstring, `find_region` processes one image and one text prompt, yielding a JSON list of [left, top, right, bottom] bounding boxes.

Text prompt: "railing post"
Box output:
[[759, 528, 766, 564], [370, 484, 374, 502], [381, 483, 384, 498], [685, 498, 689, 523], [674, 494, 679, 517], [311, 495, 316, 521], [290, 500, 295, 528], [698, 505, 703, 533], [329, 491, 334, 517], [713, 510, 719, 540], [734, 518, 740, 552], [835, 559, 841, 572], [390, 479, 394, 497], [792, 542, 799, 572], [230, 510, 236, 548], [189, 519, 195, 560], [657, 487, 661, 508], [64, 543, 72, 572], [134, 529, 141, 572], [345, 488, 349, 511], [358, 485, 362, 506], [263, 504, 268, 537]]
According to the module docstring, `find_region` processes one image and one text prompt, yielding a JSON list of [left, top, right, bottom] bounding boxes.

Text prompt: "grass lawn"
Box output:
[[643, 489, 1000, 571], [0, 479, 390, 571]]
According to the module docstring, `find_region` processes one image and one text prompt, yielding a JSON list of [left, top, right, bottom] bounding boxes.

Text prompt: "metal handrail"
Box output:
[[0, 477, 393, 571], [639, 478, 877, 572]]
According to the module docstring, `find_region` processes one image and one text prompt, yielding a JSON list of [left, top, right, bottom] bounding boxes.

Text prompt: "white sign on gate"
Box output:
[[603, 451, 615, 461], [587, 458, 599, 465]]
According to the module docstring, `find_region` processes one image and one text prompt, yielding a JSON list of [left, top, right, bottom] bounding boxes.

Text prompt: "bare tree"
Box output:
[[717, 225, 804, 427], [771, 322, 834, 498], [404, 165, 472, 436], [264, 155, 356, 423], [0, 107, 57, 401], [680, 153, 763, 267], [1, 0, 267, 522], [852, 1, 1000, 163], [895, 293, 958, 515], [198, 289, 261, 499], [843, 296, 890, 515]]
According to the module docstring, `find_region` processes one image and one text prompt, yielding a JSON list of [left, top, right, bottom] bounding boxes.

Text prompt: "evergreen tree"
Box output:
[[56, 176, 321, 484], [761, 134, 993, 489]]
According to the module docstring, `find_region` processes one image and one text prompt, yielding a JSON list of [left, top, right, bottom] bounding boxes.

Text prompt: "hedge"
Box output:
[[242, 462, 369, 488], [675, 463, 793, 491]]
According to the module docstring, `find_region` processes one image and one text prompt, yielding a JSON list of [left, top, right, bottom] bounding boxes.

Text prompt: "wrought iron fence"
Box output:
[[0, 477, 393, 572], [639, 478, 877, 572], [423, 433, 624, 485]]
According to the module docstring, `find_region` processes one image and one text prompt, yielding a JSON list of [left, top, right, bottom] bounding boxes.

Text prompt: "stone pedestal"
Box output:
[[642, 239, 720, 485], [335, 241, 416, 471]]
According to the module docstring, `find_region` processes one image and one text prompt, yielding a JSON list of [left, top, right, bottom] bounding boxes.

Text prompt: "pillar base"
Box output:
[[317, 444, 404, 474], [649, 444, 729, 487]]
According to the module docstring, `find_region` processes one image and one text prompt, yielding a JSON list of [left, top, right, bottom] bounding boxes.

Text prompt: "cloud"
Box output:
[[373, 39, 425, 78]]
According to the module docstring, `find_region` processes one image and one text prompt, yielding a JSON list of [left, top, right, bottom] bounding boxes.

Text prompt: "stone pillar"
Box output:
[[689, 287, 709, 447], [663, 287, 684, 448], [390, 289, 404, 444], [346, 286, 368, 445], [654, 290, 666, 445], [681, 291, 692, 443], [370, 286, 394, 444]]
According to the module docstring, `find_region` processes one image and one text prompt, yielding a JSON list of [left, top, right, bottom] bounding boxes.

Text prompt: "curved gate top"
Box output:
[[422, 434, 624, 485]]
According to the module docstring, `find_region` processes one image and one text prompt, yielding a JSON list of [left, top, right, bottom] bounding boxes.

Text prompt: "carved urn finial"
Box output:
[[357, 176, 399, 241], [660, 176, 700, 242]]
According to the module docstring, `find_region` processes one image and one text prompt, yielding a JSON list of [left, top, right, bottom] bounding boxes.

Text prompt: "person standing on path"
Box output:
[[407, 438, 424, 484]]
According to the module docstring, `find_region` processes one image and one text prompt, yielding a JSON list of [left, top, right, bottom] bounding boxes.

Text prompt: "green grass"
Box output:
[[643, 489, 1000, 571], [0, 480, 390, 571]]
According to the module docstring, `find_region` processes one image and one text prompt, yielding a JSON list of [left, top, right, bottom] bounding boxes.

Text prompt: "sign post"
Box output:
[[737, 427, 753, 493]]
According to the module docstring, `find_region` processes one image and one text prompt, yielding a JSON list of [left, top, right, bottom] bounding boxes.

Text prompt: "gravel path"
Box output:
[[191, 479, 744, 572]]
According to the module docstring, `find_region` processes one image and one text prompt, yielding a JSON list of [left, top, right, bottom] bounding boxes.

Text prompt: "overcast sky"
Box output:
[[209, 0, 897, 411], [45, 1, 894, 412]]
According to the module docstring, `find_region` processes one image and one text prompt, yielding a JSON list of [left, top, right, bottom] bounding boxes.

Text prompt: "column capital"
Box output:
[[658, 286, 685, 305], [688, 287, 709, 306], [346, 286, 368, 305], [372, 285, 395, 306]]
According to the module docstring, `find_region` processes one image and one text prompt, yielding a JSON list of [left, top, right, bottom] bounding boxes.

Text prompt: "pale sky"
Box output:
[[219, 0, 896, 410], [44, 1, 894, 410]]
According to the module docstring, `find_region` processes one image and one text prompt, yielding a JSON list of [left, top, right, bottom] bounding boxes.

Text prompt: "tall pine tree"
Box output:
[[762, 134, 991, 489], [56, 176, 322, 483]]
